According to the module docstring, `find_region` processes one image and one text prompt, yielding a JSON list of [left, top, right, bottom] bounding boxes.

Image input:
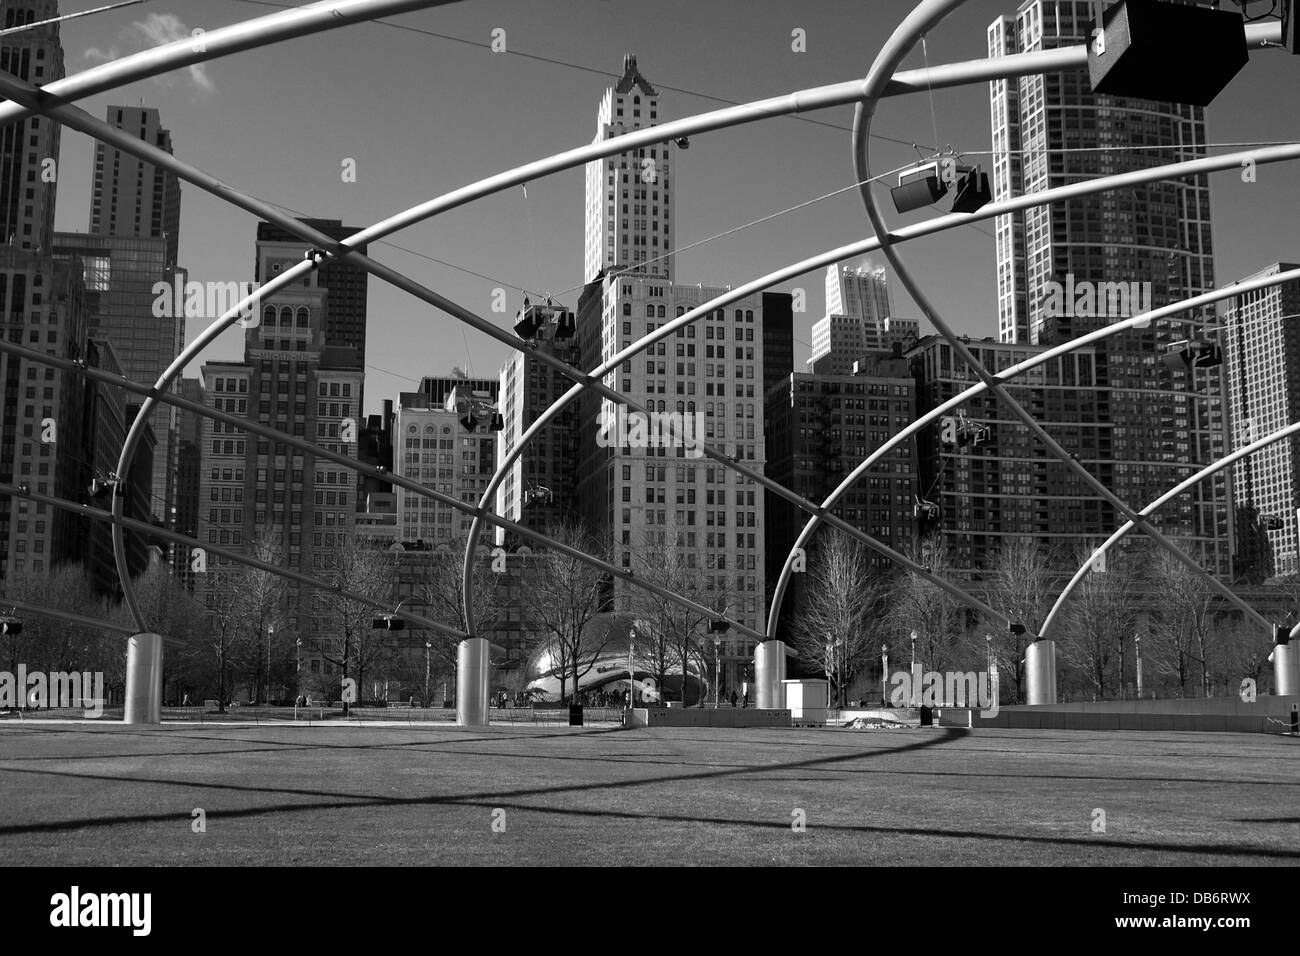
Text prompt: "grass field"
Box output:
[[0, 723, 1296, 865]]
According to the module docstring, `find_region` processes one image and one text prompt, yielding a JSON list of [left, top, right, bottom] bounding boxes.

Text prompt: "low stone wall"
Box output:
[[627, 707, 792, 728], [972, 695, 1300, 734]]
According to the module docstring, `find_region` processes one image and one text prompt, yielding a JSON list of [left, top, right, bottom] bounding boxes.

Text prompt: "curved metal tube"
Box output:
[[0, 0, 461, 128], [0, 596, 138, 637], [29, 0, 1277, 635], [1044, 421, 1300, 637], [767, 267, 1300, 638], [0, 482, 465, 639], [844, 0, 1273, 640]]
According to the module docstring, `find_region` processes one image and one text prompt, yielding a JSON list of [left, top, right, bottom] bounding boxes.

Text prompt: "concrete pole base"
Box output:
[[755, 640, 787, 709], [1274, 643, 1300, 697], [1025, 639, 1058, 706], [124, 632, 163, 725], [456, 637, 490, 727]]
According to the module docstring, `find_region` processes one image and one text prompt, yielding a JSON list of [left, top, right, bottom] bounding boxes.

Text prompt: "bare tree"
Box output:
[[315, 528, 396, 713], [788, 529, 885, 706], [521, 517, 613, 704], [1144, 542, 1218, 697], [628, 522, 726, 705], [1057, 545, 1137, 700], [886, 534, 963, 674], [978, 537, 1056, 703], [413, 539, 504, 704]]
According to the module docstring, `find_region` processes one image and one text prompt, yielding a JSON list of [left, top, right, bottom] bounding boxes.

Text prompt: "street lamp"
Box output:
[[424, 641, 432, 707], [985, 633, 993, 673], [713, 636, 721, 708], [266, 623, 274, 707], [295, 637, 302, 672], [909, 629, 918, 707], [1134, 634, 1144, 700], [881, 643, 889, 706]]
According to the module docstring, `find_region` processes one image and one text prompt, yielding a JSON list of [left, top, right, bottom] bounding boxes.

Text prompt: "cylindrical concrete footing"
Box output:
[[456, 637, 489, 727], [1025, 639, 1057, 705], [755, 640, 787, 709], [1275, 642, 1300, 697], [124, 632, 163, 725]]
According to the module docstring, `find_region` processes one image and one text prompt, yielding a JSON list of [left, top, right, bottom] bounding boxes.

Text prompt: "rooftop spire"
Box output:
[[615, 53, 657, 96]]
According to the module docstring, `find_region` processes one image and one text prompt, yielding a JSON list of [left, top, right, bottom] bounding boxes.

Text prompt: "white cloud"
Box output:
[[81, 12, 213, 93]]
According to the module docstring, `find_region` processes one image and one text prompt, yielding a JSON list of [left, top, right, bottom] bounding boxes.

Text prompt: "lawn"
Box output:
[[0, 722, 1295, 865]]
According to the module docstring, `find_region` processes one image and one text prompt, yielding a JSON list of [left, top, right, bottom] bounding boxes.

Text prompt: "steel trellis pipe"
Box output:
[[1043, 420, 1300, 639], [0, 0, 464, 129], [766, 268, 1300, 640], [0, 483, 467, 639], [848, 0, 1274, 639], [28, 3, 1273, 629], [0, 596, 138, 637]]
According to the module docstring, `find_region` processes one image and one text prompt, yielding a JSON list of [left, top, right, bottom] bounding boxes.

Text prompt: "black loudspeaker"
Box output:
[[1088, 0, 1248, 106], [1285, 0, 1299, 54], [891, 173, 948, 214]]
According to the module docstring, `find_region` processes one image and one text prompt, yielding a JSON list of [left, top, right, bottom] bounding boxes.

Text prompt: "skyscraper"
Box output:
[[90, 106, 182, 269], [255, 219, 369, 374], [496, 318, 581, 548], [583, 55, 675, 285], [53, 231, 180, 527], [809, 264, 918, 375], [195, 236, 364, 634], [0, 0, 64, 255], [985, 0, 1231, 576], [394, 388, 496, 547], [1222, 263, 1300, 581]]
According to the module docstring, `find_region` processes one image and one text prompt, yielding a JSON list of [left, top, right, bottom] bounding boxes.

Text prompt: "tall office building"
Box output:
[[0, 0, 64, 255], [764, 352, 919, 637], [90, 106, 181, 269], [195, 237, 364, 634], [985, 0, 1231, 577], [53, 232, 180, 526], [583, 55, 675, 285], [988, 1, 1217, 346], [1222, 263, 1300, 581], [496, 321, 581, 548], [574, 275, 768, 651], [809, 265, 918, 375], [0, 251, 94, 584], [394, 388, 496, 546], [256, 219, 369, 374], [172, 376, 203, 589]]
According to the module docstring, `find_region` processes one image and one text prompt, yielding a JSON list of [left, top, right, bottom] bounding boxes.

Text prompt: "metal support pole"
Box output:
[[456, 637, 489, 727], [124, 632, 163, 725], [1025, 640, 1058, 706]]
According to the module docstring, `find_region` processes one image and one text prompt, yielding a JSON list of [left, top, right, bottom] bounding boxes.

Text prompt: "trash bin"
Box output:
[[919, 705, 933, 727], [569, 704, 584, 727]]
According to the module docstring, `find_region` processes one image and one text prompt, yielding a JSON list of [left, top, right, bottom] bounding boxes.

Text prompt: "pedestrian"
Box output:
[[182, 692, 190, 707], [730, 690, 738, 707]]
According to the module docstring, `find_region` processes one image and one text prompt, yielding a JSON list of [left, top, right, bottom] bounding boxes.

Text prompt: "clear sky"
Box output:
[[48, 0, 1300, 417]]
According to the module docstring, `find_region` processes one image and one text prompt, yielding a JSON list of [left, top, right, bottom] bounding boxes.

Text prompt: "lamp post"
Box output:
[[265, 623, 274, 706], [1135, 634, 1144, 700], [713, 636, 721, 708], [424, 641, 432, 707], [985, 633, 993, 673], [881, 643, 889, 706], [295, 637, 302, 672], [909, 629, 918, 706]]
